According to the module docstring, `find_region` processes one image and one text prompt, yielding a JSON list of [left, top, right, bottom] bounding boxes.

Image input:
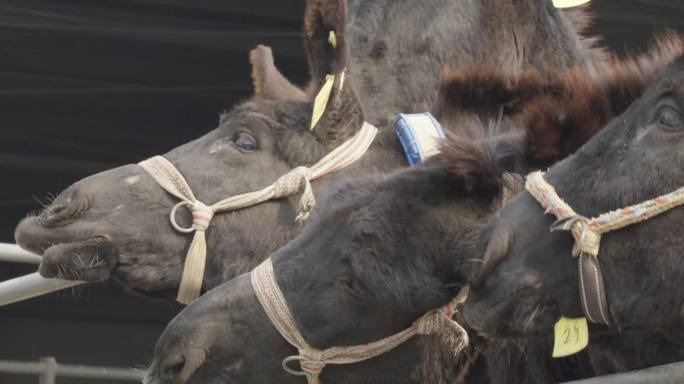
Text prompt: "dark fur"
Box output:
[[435, 38, 684, 384], [440, 34, 684, 190], [465, 38, 684, 383], [12, 3, 616, 383], [145, 30, 684, 384], [15, 0, 602, 299]]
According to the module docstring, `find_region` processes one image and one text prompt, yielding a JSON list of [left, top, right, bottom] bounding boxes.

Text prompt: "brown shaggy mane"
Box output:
[[524, 33, 684, 167], [432, 68, 549, 116], [438, 34, 684, 190], [563, 7, 607, 62]]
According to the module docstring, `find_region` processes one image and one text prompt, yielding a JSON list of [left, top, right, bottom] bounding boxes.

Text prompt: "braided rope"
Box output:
[[251, 258, 469, 384], [526, 171, 684, 257], [139, 122, 377, 304]]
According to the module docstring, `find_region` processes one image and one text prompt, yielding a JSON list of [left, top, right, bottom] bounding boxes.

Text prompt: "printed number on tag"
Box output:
[[552, 316, 589, 358]]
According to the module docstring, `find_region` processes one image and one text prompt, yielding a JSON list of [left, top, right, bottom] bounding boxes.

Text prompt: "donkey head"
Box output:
[[143, 161, 490, 384], [465, 37, 684, 337], [14, 0, 367, 298]]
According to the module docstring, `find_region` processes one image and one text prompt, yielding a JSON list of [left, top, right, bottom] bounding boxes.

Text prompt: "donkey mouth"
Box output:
[[465, 284, 558, 340], [40, 237, 118, 281], [15, 216, 118, 282]]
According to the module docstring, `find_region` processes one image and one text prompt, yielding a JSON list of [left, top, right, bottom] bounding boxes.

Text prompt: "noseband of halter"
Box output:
[[251, 258, 470, 384], [525, 171, 684, 325], [138, 122, 378, 304]]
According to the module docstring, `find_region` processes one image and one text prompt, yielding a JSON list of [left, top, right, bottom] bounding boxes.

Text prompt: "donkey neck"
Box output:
[[203, 0, 602, 293], [347, 0, 603, 129]]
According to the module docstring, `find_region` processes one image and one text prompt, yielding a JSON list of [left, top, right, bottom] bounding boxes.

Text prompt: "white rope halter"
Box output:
[[139, 122, 377, 304], [251, 258, 470, 384]]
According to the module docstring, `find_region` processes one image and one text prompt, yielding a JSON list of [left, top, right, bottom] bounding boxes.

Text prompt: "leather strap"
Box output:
[[578, 253, 611, 325]]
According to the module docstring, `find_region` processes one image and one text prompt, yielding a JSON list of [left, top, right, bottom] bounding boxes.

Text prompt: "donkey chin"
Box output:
[[464, 272, 562, 340]]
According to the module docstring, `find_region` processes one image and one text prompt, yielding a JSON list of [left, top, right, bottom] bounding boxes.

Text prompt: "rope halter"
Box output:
[[251, 258, 470, 384], [139, 122, 378, 304], [525, 171, 684, 325]]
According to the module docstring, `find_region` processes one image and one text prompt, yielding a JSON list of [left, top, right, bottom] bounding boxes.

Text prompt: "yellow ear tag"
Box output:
[[328, 31, 337, 48], [552, 316, 589, 358], [310, 74, 335, 130], [337, 69, 346, 92], [553, 0, 590, 8], [310, 32, 339, 129]]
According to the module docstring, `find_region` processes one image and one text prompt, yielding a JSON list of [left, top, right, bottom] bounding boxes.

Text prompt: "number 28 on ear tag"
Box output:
[[552, 316, 589, 358]]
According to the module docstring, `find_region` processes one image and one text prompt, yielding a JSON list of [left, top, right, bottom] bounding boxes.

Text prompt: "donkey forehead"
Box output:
[[218, 107, 277, 131], [219, 99, 309, 129], [669, 54, 684, 77], [646, 58, 684, 98]]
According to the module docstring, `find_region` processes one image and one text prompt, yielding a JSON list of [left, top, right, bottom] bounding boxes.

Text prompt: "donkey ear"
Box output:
[[303, 0, 348, 83], [250, 45, 308, 101], [310, 75, 364, 144], [472, 225, 512, 288], [303, 0, 364, 144]]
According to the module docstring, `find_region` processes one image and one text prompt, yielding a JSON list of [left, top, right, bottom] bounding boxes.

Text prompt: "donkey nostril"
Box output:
[[50, 205, 65, 215], [39, 194, 91, 228], [160, 354, 186, 380], [156, 347, 206, 383]]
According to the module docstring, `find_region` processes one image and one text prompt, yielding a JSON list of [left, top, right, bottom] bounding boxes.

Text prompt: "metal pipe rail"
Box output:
[[0, 243, 42, 264], [0, 272, 82, 306], [0, 357, 140, 383], [0, 243, 84, 306], [560, 361, 684, 384]]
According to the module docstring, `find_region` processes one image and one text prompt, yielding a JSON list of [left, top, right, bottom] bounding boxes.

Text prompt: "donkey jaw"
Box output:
[[38, 236, 118, 282]]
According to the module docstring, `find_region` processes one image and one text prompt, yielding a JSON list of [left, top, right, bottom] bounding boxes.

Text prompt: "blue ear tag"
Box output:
[[394, 113, 446, 166]]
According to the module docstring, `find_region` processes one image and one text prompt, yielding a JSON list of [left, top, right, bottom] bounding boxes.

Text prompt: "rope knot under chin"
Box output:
[[273, 167, 316, 224], [283, 348, 326, 384], [415, 287, 470, 353], [551, 215, 602, 257], [191, 201, 214, 231], [299, 358, 326, 384]]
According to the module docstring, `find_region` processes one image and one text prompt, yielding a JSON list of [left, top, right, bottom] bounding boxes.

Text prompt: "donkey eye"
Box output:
[[233, 132, 258, 152], [657, 107, 684, 132], [337, 274, 372, 303]]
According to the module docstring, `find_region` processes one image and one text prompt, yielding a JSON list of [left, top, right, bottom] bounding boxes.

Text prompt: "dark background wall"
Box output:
[[1, 1, 683, 383]]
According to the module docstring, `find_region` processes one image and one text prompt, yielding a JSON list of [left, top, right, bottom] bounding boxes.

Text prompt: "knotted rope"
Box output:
[[525, 170, 684, 324], [251, 258, 469, 384], [140, 122, 377, 304], [526, 171, 684, 257]]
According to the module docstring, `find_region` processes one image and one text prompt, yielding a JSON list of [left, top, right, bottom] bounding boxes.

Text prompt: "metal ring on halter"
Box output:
[[282, 356, 310, 377], [169, 201, 196, 233]]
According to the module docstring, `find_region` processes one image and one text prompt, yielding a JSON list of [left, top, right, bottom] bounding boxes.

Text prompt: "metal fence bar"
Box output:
[[0, 357, 140, 381], [0, 243, 42, 264], [560, 361, 684, 384], [39, 357, 57, 384], [0, 272, 82, 307], [0, 243, 84, 306]]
